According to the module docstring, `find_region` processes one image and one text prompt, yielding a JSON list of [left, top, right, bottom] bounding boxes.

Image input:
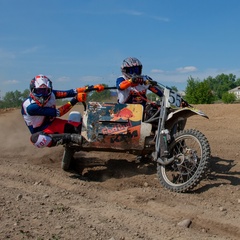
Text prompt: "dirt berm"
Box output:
[[0, 104, 239, 240]]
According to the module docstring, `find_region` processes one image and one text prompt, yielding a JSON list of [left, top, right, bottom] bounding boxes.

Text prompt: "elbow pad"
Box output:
[[119, 80, 132, 90]]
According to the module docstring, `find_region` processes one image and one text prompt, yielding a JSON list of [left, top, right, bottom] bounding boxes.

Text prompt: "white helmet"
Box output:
[[30, 74, 52, 106], [121, 57, 143, 79]]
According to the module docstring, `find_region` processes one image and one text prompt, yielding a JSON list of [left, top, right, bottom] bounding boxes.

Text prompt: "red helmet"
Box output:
[[121, 57, 142, 79], [30, 74, 52, 106]]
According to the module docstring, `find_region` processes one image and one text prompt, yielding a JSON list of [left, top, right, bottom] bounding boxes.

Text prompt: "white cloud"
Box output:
[[122, 10, 169, 22], [176, 66, 198, 73], [122, 10, 143, 16], [151, 69, 164, 73], [151, 16, 169, 22], [56, 76, 71, 82], [3, 80, 19, 85]]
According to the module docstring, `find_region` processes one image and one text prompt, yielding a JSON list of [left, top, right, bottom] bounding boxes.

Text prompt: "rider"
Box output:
[[21, 74, 104, 148], [116, 57, 163, 106]]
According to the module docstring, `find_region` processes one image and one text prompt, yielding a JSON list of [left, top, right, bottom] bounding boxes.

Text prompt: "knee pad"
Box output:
[[31, 132, 52, 148]]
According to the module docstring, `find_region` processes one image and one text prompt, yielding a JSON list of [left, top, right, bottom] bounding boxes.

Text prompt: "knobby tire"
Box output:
[[157, 129, 211, 193]]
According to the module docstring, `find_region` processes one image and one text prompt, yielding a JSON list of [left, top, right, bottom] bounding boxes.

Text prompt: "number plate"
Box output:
[[167, 89, 182, 108]]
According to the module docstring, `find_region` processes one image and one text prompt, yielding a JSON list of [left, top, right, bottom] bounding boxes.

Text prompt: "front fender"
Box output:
[[165, 107, 209, 131]]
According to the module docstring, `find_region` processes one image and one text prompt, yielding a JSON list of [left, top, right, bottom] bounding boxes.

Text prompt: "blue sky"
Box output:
[[1, 0, 240, 97]]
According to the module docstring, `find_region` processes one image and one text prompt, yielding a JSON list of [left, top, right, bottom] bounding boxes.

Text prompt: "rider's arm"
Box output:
[[148, 85, 164, 97], [52, 89, 77, 99], [26, 97, 79, 117], [26, 103, 58, 117], [116, 77, 132, 90], [56, 93, 86, 117], [76, 85, 105, 93]]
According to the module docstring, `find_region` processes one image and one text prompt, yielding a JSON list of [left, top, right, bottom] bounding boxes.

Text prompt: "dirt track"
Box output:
[[0, 104, 240, 240]]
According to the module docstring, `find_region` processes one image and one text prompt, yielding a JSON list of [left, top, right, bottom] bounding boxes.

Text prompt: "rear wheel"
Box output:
[[157, 129, 211, 193], [61, 146, 75, 171]]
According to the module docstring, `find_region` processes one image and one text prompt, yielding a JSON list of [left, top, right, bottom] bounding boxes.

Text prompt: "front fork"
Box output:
[[152, 98, 174, 166]]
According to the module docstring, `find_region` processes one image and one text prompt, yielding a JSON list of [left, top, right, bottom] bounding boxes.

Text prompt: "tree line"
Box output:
[[184, 73, 240, 104], [146, 73, 240, 104], [0, 73, 239, 109], [0, 84, 112, 109]]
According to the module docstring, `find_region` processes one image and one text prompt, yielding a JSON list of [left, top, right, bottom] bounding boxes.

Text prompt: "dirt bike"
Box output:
[[62, 81, 211, 193]]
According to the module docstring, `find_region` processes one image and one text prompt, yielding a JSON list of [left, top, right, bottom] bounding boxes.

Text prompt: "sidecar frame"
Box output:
[[79, 102, 152, 152]]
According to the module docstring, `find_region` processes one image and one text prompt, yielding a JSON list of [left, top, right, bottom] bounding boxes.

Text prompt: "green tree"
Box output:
[[147, 86, 178, 102], [234, 77, 240, 86], [206, 73, 237, 100], [222, 92, 236, 103], [171, 86, 178, 92], [147, 92, 159, 101], [3, 90, 23, 108], [87, 84, 111, 102], [185, 77, 214, 104], [22, 89, 30, 99]]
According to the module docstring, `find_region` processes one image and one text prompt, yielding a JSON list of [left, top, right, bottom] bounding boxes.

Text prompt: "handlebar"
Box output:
[[81, 80, 191, 109], [81, 86, 118, 111], [84, 86, 117, 93]]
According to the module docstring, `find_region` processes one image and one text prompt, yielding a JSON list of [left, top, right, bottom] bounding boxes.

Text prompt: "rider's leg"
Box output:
[[30, 132, 82, 148], [30, 118, 82, 148]]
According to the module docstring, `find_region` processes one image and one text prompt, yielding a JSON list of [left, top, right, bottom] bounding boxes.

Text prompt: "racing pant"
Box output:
[[30, 118, 81, 148]]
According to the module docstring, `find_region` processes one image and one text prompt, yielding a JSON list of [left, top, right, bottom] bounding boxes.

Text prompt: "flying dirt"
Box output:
[[0, 104, 239, 240]]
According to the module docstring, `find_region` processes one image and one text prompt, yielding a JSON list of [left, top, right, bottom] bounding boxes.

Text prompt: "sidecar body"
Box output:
[[80, 102, 153, 152]]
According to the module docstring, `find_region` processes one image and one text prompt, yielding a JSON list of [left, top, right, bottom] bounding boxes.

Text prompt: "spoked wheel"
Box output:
[[61, 145, 75, 171], [157, 129, 211, 193]]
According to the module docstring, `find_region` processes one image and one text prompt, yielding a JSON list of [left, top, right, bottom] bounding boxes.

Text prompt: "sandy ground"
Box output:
[[0, 104, 240, 240]]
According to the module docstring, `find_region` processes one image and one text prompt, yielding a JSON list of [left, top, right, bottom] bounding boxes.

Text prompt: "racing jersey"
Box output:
[[116, 75, 163, 106], [21, 89, 77, 134]]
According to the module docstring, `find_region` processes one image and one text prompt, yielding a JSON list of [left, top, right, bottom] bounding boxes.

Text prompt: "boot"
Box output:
[[50, 133, 82, 146], [70, 134, 82, 145], [50, 134, 72, 146]]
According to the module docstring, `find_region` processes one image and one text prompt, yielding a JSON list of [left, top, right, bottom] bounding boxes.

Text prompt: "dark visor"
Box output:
[[33, 88, 51, 97], [125, 66, 142, 75]]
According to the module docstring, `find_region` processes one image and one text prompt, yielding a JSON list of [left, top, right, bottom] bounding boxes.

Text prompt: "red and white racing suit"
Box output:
[[21, 89, 80, 148]]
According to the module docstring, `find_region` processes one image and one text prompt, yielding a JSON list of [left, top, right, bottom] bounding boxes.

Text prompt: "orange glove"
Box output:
[[131, 76, 144, 84], [94, 84, 104, 92], [76, 87, 87, 93], [76, 92, 87, 102]]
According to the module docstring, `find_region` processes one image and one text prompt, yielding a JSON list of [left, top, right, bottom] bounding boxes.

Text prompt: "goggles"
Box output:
[[125, 66, 142, 75], [33, 87, 51, 97]]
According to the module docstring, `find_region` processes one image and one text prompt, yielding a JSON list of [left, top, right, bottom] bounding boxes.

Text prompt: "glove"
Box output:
[[76, 85, 98, 93], [94, 84, 104, 92], [131, 76, 144, 85], [76, 86, 87, 93], [76, 92, 87, 102], [77, 85, 104, 93], [181, 99, 189, 108]]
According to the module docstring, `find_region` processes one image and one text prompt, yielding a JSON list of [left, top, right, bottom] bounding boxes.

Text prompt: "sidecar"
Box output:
[[80, 102, 153, 153], [62, 100, 209, 171], [61, 102, 155, 170], [62, 83, 211, 193]]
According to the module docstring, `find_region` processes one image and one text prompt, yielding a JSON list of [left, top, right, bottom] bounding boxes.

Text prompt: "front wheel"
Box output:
[[157, 129, 211, 193], [61, 146, 75, 171]]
